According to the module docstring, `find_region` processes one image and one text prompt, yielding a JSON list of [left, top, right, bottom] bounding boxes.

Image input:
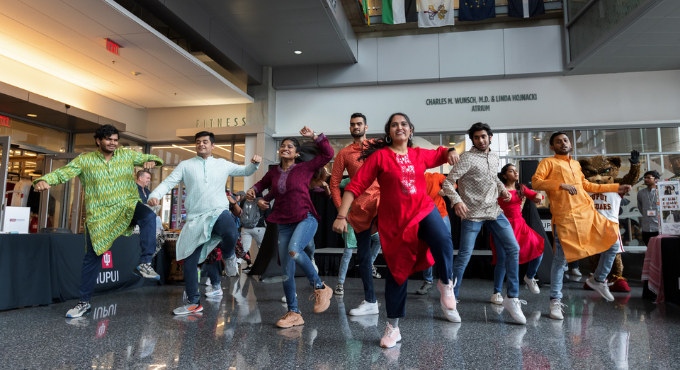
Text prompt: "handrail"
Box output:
[[565, 0, 599, 29]]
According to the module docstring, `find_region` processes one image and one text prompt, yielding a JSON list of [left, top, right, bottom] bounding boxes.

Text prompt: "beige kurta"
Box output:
[[532, 154, 619, 262]]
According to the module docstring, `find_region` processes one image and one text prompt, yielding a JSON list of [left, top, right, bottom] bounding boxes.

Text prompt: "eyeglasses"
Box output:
[[644, 177, 656, 180]]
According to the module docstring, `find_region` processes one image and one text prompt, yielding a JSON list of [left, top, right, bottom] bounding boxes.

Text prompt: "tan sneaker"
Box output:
[[311, 283, 333, 313], [276, 311, 305, 328]]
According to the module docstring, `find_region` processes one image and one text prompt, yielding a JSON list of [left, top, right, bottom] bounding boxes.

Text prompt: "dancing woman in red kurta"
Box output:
[[490, 163, 545, 305], [332, 113, 460, 348]]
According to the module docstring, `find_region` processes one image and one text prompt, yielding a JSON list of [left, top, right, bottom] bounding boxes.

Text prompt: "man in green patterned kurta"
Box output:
[[34, 125, 163, 319]]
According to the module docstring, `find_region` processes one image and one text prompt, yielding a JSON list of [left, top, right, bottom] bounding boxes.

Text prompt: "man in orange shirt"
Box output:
[[330, 113, 381, 317], [416, 172, 452, 295]]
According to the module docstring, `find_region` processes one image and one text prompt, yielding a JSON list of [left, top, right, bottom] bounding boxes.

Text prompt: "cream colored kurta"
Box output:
[[532, 154, 620, 262]]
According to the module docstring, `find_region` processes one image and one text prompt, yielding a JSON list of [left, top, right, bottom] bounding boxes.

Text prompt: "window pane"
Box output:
[[575, 128, 659, 155], [442, 134, 466, 174], [660, 127, 680, 153], [0, 119, 68, 153], [497, 131, 558, 157], [650, 154, 680, 179]]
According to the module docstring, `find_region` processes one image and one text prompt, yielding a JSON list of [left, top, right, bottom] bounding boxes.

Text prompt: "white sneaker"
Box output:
[[524, 275, 540, 294], [501, 296, 527, 325], [440, 303, 461, 323], [205, 285, 223, 297], [490, 292, 503, 305], [550, 299, 566, 320], [225, 256, 239, 277], [570, 267, 582, 277], [204, 277, 211, 286], [349, 300, 379, 316], [65, 302, 91, 318], [586, 276, 614, 301], [281, 293, 297, 303]]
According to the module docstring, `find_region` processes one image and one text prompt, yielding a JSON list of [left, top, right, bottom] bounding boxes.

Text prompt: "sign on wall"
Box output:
[[195, 117, 247, 128], [0, 114, 11, 128], [658, 180, 680, 235], [426, 93, 538, 112]]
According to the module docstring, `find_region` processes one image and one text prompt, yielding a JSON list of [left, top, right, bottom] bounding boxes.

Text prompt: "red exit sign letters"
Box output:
[[0, 115, 11, 128], [106, 39, 120, 55]]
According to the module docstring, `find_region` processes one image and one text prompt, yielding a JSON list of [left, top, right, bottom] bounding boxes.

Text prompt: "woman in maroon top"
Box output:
[[490, 163, 545, 305], [247, 126, 334, 329], [332, 113, 460, 348]]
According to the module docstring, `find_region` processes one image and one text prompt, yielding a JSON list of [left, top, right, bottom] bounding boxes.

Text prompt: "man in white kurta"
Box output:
[[148, 131, 261, 315]]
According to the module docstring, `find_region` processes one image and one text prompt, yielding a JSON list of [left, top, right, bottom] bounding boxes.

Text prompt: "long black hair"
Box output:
[[280, 136, 326, 181], [498, 163, 525, 199], [359, 112, 415, 161]]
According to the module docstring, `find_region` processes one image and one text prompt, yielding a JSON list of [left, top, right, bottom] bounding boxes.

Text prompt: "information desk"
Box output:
[[642, 235, 680, 305], [0, 234, 161, 311]]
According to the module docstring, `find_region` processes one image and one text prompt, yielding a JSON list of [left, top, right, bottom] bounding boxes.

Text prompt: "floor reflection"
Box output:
[[1, 277, 679, 369]]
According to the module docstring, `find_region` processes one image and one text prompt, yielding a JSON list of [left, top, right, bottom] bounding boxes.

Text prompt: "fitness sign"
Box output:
[[425, 93, 538, 112]]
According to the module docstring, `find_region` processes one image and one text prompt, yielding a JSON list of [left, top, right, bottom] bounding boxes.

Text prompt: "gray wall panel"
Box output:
[[208, 21, 242, 64], [377, 34, 440, 84], [439, 30, 505, 80], [318, 38, 378, 87], [504, 25, 564, 75], [273, 65, 319, 89]]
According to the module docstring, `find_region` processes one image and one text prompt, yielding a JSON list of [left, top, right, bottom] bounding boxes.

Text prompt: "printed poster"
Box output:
[[658, 180, 680, 235]]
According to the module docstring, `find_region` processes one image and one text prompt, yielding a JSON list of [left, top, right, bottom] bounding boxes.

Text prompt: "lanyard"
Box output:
[[648, 188, 656, 209]]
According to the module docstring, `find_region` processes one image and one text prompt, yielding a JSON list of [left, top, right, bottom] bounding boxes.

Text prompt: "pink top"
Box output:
[[497, 187, 538, 220]]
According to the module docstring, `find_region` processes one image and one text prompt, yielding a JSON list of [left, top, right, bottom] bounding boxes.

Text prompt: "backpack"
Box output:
[[240, 199, 261, 228]]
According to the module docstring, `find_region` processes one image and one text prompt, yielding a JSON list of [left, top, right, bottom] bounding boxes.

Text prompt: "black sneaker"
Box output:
[[65, 301, 91, 318], [133, 263, 160, 280]]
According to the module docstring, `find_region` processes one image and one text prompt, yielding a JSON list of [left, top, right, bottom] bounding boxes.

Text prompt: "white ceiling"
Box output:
[[191, 0, 357, 66], [0, 0, 252, 109], [570, 0, 680, 75]]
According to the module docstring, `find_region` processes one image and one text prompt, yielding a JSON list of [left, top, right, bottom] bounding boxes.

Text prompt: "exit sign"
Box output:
[[106, 39, 120, 55], [0, 114, 11, 128]]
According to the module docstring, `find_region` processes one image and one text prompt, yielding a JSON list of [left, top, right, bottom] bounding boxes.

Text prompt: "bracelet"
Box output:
[[336, 215, 347, 220]]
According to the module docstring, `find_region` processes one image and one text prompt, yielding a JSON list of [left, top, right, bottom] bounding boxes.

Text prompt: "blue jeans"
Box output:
[[338, 233, 381, 284], [184, 210, 238, 304], [423, 216, 451, 282], [79, 202, 156, 302], [549, 229, 619, 300], [453, 214, 520, 297], [494, 252, 542, 294], [386, 208, 454, 319], [279, 213, 322, 313]]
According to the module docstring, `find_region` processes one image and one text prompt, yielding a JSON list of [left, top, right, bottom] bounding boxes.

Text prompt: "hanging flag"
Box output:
[[360, 0, 370, 25], [417, 0, 455, 28], [508, 0, 545, 18], [383, 0, 406, 24], [458, 0, 495, 22]]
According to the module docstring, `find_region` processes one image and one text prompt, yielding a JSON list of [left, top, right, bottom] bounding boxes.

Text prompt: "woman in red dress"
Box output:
[[490, 163, 545, 305], [332, 113, 460, 348]]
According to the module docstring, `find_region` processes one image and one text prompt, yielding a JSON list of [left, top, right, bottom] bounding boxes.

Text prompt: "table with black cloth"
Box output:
[[642, 235, 680, 305], [0, 234, 162, 311]]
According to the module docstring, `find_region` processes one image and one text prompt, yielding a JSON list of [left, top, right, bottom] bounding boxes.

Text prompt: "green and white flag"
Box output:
[[382, 0, 406, 24]]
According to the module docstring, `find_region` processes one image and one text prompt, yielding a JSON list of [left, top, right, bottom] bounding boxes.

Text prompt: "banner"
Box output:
[[418, 0, 455, 28], [658, 180, 680, 235]]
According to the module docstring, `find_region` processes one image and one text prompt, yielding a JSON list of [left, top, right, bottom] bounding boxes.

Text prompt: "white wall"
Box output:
[[275, 70, 680, 137], [146, 104, 248, 142]]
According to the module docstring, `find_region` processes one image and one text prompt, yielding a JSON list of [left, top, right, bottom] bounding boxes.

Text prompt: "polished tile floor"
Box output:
[[1, 275, 679, 369]]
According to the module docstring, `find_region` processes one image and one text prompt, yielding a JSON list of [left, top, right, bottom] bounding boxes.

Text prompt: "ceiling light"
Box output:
[[294, 51, 302, 54], [449, 142, 456, 145], [131, 71, 140, 76], [27, 114, 37, 117], [172, 144, 196, 153]]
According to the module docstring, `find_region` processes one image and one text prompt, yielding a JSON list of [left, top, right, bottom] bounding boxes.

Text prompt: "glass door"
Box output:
[[0, 136, 10, 231]]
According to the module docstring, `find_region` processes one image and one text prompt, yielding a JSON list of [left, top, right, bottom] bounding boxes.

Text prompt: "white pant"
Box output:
[[241, 227, 265, 253]]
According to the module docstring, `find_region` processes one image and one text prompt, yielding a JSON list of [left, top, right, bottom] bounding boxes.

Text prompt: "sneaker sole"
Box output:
[[276, 319, 305, 328], [380, 335, 402, 348], [348, 308, 379, 316], [440, 303, 461, 323], [65, 308, 91, 318], [132, 268, 160, 280], [585, 279, 614, 301], [173, 306, 203, 316]]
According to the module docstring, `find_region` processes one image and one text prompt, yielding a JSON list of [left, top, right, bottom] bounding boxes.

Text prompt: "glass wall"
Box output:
[[0, 118, 69, 153], [313, 126, 679, 248], [73, 133, 143, 153]]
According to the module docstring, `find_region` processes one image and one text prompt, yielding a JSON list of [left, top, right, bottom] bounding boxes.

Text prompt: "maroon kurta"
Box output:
[[345, 146, 449, 285]]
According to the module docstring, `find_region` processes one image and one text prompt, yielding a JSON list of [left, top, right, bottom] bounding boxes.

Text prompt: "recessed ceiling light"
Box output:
[[27, 114, 37, 117], [294, 50, 302, 54], [131, 71, 140, 76], [449, 142, 456, 145]]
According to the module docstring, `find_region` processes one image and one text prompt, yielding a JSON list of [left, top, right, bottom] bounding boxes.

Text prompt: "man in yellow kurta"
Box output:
[[532, 132, 631, 320], [34, 125, 163, 319]]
